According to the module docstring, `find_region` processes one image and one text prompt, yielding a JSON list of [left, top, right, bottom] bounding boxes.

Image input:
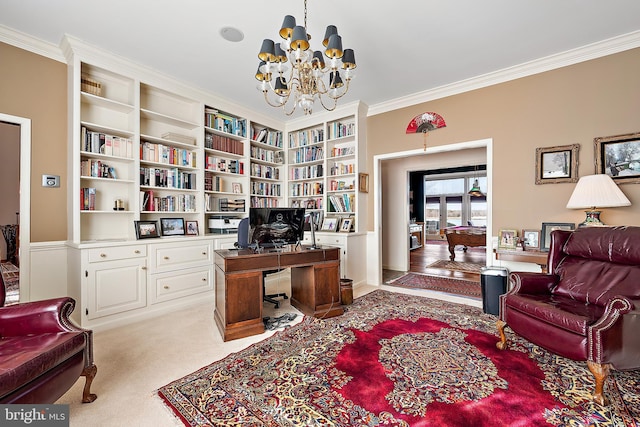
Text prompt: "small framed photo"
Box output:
[[594, 131, 640, 184], [522, 229, 540, 250], [134, 220, 160, 239], [321, 217, 339, 232], [185, 220, 199, 236], [358, 173, 369, 193], [160, 217, 185, 236], [232, 182, 242, 194], [498, 229, 518, 249], [535, 144, 580, 184], [540, 222, 575, 251], [340, 218, 352, 233]]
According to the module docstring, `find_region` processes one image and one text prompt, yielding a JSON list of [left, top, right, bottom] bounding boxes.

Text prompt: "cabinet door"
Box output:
[[86, 258, 146, 319]]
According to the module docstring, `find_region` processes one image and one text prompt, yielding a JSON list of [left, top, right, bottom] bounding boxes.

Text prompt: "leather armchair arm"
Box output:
[[588, 296, 640, 369], [0, 297, 80, 337], [508, 271, 558, 295]]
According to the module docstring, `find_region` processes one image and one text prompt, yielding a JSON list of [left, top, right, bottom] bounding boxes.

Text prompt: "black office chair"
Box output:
[[235, 217, 288, 308]]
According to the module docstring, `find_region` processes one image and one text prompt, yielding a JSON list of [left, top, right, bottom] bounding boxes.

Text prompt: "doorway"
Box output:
[[0, 113, 32, 304]]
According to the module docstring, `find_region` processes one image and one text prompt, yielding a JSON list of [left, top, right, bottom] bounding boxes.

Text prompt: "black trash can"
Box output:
[[480, 267, 508, 315]]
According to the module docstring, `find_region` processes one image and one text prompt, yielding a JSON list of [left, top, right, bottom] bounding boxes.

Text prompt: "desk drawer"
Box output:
[[88, 245, 147, 263]]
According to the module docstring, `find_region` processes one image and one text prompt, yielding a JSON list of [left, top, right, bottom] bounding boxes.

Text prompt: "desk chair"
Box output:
[[235, 218, 288, 308]]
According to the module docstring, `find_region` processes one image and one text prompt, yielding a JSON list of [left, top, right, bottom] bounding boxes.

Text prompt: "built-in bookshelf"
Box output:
[[287, 125, 325, 212], [203, 107, 248, 230], [249, 122, 284, 208]]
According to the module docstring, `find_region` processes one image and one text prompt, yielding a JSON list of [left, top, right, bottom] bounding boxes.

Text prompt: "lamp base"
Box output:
[[579, 210, 606, 227]]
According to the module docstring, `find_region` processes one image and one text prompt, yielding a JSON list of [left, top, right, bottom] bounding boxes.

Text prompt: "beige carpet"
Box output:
[[427, 259, 484, 273], [57, 276, 480, 426]]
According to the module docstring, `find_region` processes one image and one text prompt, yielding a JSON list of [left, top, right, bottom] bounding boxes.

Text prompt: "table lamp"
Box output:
[[566, 174, 631, 226]]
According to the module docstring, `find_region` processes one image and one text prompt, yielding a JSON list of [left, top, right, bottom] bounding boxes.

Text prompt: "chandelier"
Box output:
[[255, 0, 356, 116]]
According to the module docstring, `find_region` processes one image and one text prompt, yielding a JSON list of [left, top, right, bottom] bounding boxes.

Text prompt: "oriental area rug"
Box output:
[[426, 259, 484, 274], [387, 272, 482, 299], [157, 290, 640, 426]]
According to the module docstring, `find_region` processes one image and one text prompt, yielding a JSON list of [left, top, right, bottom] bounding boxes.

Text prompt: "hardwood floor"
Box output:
[[384, 241, 485, 283]]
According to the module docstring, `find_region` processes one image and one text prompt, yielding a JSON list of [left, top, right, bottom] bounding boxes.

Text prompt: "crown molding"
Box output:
[[367, 30, 640, 117], [0, 24, 65, 62]]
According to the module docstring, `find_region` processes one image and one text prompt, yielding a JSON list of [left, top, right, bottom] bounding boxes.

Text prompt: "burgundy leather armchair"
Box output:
[[496, 225, 640, 406], [0, 275, 97, 404]]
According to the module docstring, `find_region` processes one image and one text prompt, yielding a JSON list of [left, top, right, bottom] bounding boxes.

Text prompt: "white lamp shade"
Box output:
[[566, 174, 631, 209]]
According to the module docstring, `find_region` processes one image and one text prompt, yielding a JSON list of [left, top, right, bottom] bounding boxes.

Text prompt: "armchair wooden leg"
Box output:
[[586, 361, 610, 406], [81, 364, 98, 403], [496, 320, 508, 350]]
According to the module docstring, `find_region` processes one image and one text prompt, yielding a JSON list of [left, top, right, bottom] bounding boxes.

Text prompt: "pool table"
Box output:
[[444, 226, 486, 261]]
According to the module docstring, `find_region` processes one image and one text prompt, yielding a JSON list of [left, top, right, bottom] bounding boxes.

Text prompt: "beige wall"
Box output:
[[367, 48, 640, 232], [0, 42, 67, 243]]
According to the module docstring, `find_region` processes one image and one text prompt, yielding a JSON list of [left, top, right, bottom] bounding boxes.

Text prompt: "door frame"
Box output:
[[0, 113, 31, 302]]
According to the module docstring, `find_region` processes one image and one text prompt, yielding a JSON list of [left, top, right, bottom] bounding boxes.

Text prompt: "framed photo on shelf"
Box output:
[[535, 144, 580, 184], [522, 229, 540, 250], [160, 217, 185, 236], [340, 218, 352, 233], [321, 217, 339, 232], [134, 220, 160, 239], [185, 220, 199, 236], [540, 222, 575, 251], [498, 229, 518, 249], [358, 173, 369, 193], [594, 131, 640, 184], [232, 182, 242, 194]]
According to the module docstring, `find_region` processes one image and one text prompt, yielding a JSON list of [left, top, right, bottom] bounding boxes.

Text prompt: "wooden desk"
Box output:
[[444, 226, 486, 261], [214, 246, 342, 341], [494, 249, 548, 273]]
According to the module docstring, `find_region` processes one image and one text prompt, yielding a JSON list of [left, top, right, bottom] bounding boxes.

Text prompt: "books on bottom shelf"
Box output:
[[328, 193, 355, 213]]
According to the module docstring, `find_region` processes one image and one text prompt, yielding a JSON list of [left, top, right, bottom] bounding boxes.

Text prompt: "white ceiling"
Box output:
[[2, 0, 640, 121]]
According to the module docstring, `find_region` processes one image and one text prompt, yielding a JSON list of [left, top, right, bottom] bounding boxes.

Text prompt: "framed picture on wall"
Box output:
[[594, 131, 640, 184], [535, 144, 580, 184], [540, 222, 575, 251]]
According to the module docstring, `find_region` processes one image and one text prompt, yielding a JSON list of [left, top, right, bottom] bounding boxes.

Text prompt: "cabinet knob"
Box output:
[[100, 253, 107, 258], [202, 251, 207, 255], [164, 256, 170, 260], [163, 285, 170, 289], [202, 277, 207, 282], [141, 266, 147, 270], [134, 250, 140, 254]]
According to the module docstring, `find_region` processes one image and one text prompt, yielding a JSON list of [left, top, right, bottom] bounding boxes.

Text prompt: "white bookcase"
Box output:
[[248, 122, 284, 209]]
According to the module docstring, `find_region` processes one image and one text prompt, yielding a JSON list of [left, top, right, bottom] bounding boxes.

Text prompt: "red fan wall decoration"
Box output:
[[406, 112, 446, 150]]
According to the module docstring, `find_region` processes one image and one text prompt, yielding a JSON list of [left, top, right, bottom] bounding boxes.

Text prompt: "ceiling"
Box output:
[[2, 1, 640, 122]]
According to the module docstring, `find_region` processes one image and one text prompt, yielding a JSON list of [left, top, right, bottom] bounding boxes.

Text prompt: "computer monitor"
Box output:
[[248, 208, 306, 247]]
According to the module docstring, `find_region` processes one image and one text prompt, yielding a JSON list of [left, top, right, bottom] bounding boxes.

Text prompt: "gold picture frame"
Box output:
[[358, 173, 369, 193], [594, 131, 640, 184], [535, 144, 580, 184], [498, 229, 518, 250]]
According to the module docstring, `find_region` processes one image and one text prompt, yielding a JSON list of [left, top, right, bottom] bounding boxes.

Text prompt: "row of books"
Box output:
[[291, 198, 323, 210], [81, 159, 117, 179], [139, 190, 196, 212], [288, 128, 324, 148], [204, 174, 239, 193], [204, 108, 246, 137], [205, 157, 244, 174], [140, 167, 196, 189], [81, 127, 133, 158], [328, 193, 355, 213], [289, 181, 323, 197], [140, 142, 197, 168], [289, 164, 323, 181], [327, 121, 356, 140], [250, 146, 284, 164], [251, 197, 280, 208], [330, 162, 355, 176], [250, 164, 280, 180], [329, 146, 355, 158], [250, 127, 283, 148], [250, 182, 281, 197], [290, 146, 324, 164], [329, 179, 355, 191], [205, 132, 244, 155], [80, 187, 96, 211]]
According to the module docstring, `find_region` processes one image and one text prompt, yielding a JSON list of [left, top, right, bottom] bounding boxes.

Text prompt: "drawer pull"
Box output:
[[202, 251, 207, 255], [164, 256, 170, 260], [100, 253, 107, 258], [141, 266, 147, 270], [134, 250, 140, 254], [163, 285, 170, 289]]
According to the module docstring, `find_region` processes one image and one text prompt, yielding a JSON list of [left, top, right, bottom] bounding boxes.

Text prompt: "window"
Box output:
[[424, 173, 486, 230]]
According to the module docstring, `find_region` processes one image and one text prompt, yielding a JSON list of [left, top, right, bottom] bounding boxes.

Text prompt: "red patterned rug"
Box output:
[[157, 290, 639, 426], [387, 272, 481, 299]]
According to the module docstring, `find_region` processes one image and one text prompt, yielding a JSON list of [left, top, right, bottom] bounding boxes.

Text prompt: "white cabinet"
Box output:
[[307, 232, 366, 285]]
